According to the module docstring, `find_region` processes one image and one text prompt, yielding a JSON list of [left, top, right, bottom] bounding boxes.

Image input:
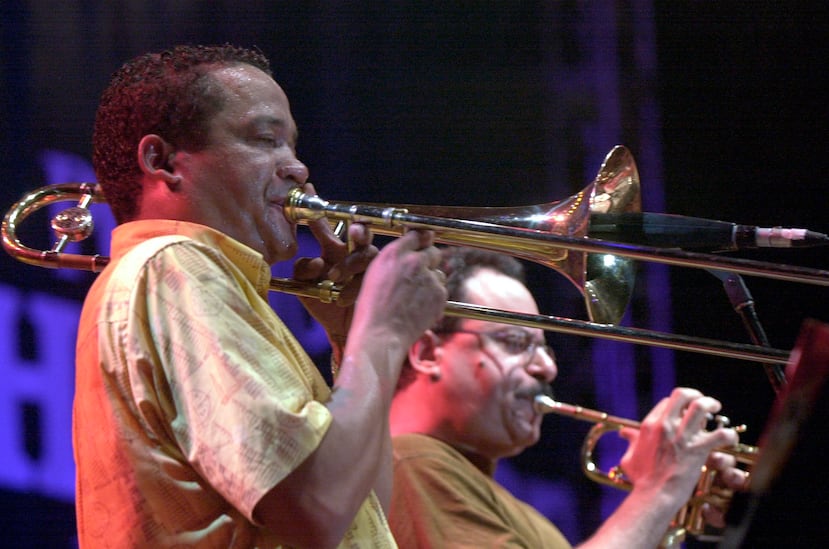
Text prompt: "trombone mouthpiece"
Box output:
[[284, 187, 329, 222]]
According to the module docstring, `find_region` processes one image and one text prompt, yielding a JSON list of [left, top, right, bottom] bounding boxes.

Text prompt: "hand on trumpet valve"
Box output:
[[617, 388, 741, 509], [698, 450, 752, 528]]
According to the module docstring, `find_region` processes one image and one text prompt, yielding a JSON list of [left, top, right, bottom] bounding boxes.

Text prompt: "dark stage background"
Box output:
[[1, 2, 827, 547]]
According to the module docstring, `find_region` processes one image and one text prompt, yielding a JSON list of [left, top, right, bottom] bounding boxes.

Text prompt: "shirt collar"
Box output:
[[110, 219, 273, 294]]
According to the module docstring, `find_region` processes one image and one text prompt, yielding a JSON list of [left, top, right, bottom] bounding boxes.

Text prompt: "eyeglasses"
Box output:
[[438, 328, 556, 364]]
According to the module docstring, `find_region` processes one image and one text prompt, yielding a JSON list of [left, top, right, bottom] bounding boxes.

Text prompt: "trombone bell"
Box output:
[[2, 145, 816, 364], [286, 145, 641, 324]]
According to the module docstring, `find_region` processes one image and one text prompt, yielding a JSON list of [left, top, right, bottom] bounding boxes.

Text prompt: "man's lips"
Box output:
[[515, 384, 548, 401]]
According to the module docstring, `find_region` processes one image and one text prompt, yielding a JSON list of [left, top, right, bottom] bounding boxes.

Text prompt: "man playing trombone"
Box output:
[[73, 44, 447, 548], [388, 246, 749, 548]]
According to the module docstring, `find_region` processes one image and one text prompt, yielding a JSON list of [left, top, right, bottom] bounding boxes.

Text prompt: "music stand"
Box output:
[[719, 319, 829, 548]]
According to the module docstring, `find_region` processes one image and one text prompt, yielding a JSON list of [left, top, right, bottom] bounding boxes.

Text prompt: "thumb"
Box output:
[[301, 183, 348, 264]]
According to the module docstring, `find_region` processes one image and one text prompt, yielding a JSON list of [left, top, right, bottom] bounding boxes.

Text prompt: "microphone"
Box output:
[[588, 212, 829, 252]]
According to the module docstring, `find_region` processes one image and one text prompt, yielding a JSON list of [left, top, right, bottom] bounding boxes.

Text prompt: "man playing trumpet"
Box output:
[[388, 246, 749, 548]]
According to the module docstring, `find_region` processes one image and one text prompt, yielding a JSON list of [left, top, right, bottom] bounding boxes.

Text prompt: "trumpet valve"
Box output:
[[708, 414, 747, 433]]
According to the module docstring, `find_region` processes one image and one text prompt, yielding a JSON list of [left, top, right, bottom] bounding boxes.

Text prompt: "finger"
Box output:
[[300, 183, 348, 264], [346, 222, 373, 249], [307, 216, 347, 263], [706, 451, 737, 471], [715, 465, 750, 491], [700, 503, 727, 529], [664, 387, 704, 419], [617, 426, 639, 443], [692, 425, 739, 452], [661, 387, 720, 434], [390, 229, 436, 255], [293, 256, 327, 281], [680, 395, 723, 434], [409, 229, 437, 251], [425, 244, 442, 270], [332, 238, 379, 283]]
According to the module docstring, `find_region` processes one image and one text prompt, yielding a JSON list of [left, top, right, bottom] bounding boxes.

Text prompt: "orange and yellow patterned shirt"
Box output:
[[74, 219, 395, 548]]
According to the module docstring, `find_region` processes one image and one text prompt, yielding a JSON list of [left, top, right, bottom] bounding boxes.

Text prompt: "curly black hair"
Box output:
[[92, 44, 272, 223], [396, 246, 526, 388]]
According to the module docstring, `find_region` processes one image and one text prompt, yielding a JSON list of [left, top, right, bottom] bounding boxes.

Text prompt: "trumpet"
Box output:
[[3, 146, 825, 365], [534, 394, 758, 548]]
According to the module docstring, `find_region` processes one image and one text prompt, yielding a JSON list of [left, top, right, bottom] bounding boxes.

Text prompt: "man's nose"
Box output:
[[277, 159, 309, 184], [526, 346, 557, 383]]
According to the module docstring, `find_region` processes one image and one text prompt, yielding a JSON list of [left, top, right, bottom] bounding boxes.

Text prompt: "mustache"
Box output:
[[516, 382, 552, 400]]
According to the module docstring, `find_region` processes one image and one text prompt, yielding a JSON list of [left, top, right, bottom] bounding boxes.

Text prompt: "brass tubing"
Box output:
[[286, 188, 829, 287], [533, 394, 760, 465], [1, 182, 798, 364], [444, 301, 790, 364]]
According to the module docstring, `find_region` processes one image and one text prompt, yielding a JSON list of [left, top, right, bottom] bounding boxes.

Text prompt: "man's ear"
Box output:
[[137, 134, 180, 188], [409, 330, 443, 380]]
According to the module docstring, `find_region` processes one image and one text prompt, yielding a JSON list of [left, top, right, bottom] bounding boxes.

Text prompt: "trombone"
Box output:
[[3, 146, 825, 366]]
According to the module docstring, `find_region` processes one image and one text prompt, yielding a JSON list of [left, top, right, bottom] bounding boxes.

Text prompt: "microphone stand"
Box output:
[[706, 269, 786, 394]]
